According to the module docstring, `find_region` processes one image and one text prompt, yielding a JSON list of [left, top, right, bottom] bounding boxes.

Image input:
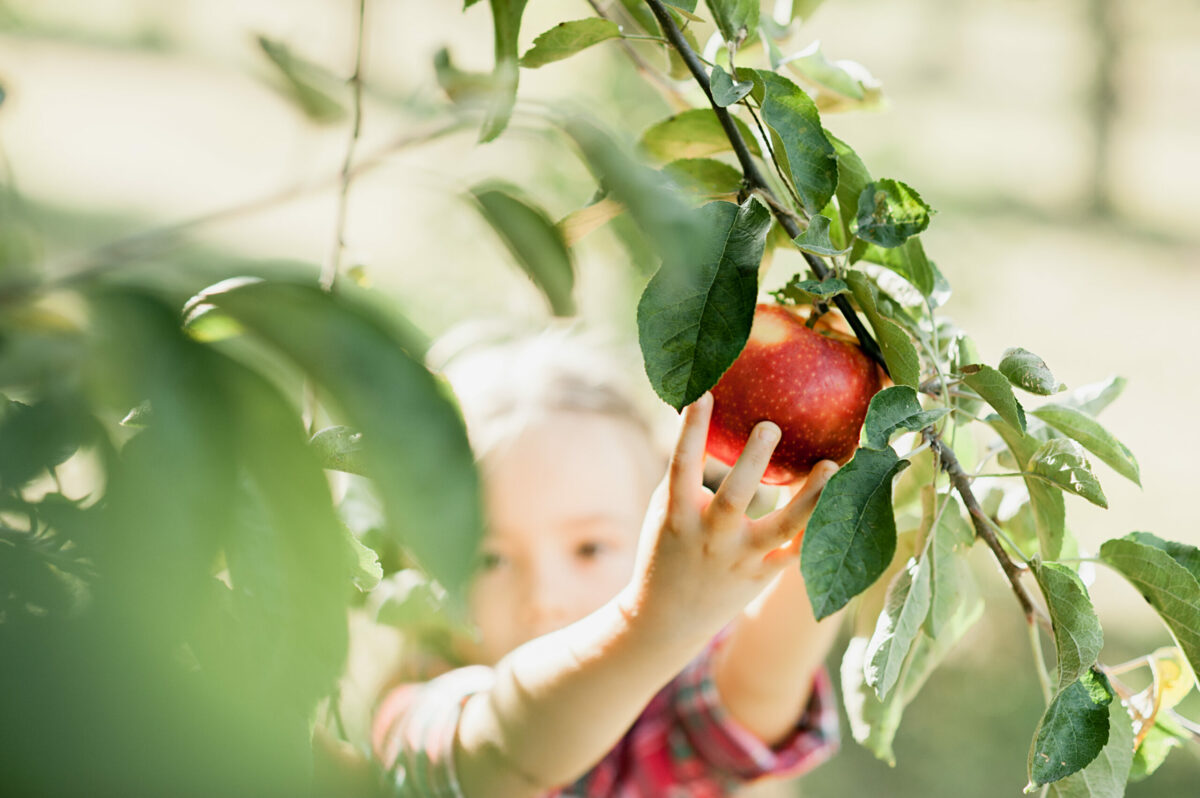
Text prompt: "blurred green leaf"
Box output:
[[960, 364, 1026, 432], [710, 63, 753, 106], [866, 555, 931, 699], [855, 238, 935, 299], [519, 18, 620, 68], [803, 446, 909, 620], [1033, 562, 1103, 690], [1045, 694, 1133, 798], [855, 179, 932, 249], [637, 198, 770, 409], [863, 386, 949, 450], [256, 35, 346, 124], [1100, 533, 1200, 680], [639, 108, 761, 162], [1130, 712, 1190, 782], [433, 47, 499, 105], [0, 396, 92, 489], [1028, 669, 1114, 788], [999, 347, 1065, 396], [708, 0, 757, 43], [921, 489, 979, 638], [199, 280, 482, 599], [752, 69, 838, 215], [309, 425, 366, 475], [662, 158, 744, 196], [783, 41, 864, 99], [1031, 439, 1108, 509], [1056, 375, 1126, 418], [1031, 404, 1140, 487], [470, 184, 576, 316], [479, 0, 529, 142], [846, 271, 920, 388]]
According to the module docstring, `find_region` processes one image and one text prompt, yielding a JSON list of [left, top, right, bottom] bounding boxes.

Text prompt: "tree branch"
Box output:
[[642, 0, 886, 373], [924, 428, 1038, 624], [585, 0, 690, 112]]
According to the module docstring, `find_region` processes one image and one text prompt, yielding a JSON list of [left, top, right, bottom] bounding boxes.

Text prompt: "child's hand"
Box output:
[[618, 392, 837, 646]]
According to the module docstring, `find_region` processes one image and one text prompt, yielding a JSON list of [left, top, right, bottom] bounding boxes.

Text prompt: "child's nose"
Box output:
[[521, 563, 572, 631]]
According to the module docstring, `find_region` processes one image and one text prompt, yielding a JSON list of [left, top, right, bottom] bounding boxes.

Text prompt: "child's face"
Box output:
[[462, 411, 658, 665]]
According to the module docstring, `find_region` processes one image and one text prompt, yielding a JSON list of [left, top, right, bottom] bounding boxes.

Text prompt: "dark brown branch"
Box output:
[[925, 429, 1037, 623], [643, 0, 886, 374]]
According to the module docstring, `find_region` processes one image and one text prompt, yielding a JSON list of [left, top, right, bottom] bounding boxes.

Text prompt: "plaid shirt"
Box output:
[[371, 633, 839, 797]]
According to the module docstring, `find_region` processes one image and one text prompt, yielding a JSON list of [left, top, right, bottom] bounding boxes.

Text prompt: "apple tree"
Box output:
[[0, 0, 1196, 796]]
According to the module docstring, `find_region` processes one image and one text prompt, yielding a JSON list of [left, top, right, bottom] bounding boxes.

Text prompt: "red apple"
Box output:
[[706, 303, 883, 484]]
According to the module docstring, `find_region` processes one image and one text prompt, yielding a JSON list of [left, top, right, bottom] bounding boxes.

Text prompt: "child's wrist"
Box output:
[[613, 583, 723, 655]]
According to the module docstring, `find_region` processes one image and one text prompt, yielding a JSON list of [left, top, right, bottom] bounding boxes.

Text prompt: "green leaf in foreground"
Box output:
[[753, 70, 838, 215], [770, 275, 848, 306], [1031, 404, 1140, 486], [1046, 698, 1133, 798], [470, 184, 576, 316], [1125, 532, 1200, 584], [478, 0, 529, 142], [1030, 439, 1108, 508], [1028, 669, 1114, 788], [1033, 562, 1103, 690], [710, 63, 753, 107], [662, 158, 743, 196], [802, 446, 910, 620], [519, 18, 620, 68], [987, 417, 1067, 560], [854, 179, 932, 248], [829, 133, 870, 244], [639, 108, 761, 163], [863, 385, 950, 450], [1099, 533, 1200, 682], [846, 271, 920, 388], [999, 347, 1065, 395], [792, 214, 850, 256], [961, 363, 1027, 432], [636, 198, 771, 410]]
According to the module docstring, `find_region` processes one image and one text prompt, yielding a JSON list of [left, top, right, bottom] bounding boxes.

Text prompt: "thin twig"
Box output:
[[643, 0, 887, 373], [585, 0, 690, 112], [322, 0, 369, 294]]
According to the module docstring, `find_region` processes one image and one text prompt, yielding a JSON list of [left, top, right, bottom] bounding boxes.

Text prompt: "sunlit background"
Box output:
[[1, 0, 1197, 794]]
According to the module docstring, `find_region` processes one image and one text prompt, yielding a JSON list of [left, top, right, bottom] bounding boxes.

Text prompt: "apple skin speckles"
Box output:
[[705, 303, 883, 484]]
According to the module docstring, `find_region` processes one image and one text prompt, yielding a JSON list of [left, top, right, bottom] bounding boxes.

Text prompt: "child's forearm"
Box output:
[[713, 564, 841, 746], [455, 588, 715, 798]]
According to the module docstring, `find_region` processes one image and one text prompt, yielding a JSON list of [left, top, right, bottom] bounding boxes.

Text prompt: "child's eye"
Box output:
[[575, 541, 606, 560], [480, 551, 507, 571]]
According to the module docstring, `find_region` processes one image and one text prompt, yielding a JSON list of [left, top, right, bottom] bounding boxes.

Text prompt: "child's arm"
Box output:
[[452, 394, 828, 798]]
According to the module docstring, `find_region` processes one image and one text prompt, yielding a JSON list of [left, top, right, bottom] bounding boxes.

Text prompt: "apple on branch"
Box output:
[[705, 303, 884, 484]]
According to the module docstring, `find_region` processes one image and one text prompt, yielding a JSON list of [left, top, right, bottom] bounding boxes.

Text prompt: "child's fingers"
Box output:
[[759, 533, 803, 571], [752, 460, 838, 549], [704, 421, 781, 528], [667, 392, 713, 513]]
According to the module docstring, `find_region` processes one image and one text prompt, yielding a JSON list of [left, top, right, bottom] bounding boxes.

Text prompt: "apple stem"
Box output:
[[925, 429, 1041, 625], [643, 0, 888, 375]]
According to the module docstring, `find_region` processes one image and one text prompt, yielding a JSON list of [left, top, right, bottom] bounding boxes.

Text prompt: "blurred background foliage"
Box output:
[[0, 0, 1197, 795]]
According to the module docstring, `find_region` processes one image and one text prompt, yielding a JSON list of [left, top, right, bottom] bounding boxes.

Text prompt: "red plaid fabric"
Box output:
[[371, 634, 839, 797]]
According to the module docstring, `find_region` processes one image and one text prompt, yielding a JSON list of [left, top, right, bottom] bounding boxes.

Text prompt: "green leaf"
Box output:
[[708, 0, 757, 43], [865, 555, 931, 699], [998, 347, 1065, 395], [0, 398, 91, 490], [1031, 439, 1108, 509], [470, 184, 576, 316], [1058, 375, 1127, 418], [1046, 698, 1134, 798], [1125, 532, 1200, 584], [309, 425, 366, 475], [710, 63, 753, 107], [752, 70, 839, 215], [960, 364, 1027, 432], [518, 18, 621, 68], [986, 418, 1067, 560], [1028, 669, 1114, 788], [1130, 713, 1190, 782], [802, 446, 910, 620], [783, 41, 864, 99], [433, 47, 499, 105], [1033, 562, 1104, 690], [790, 0, 828, 22], [636, 198, 771, 410], [921, 489, 980, 638], [255, 35, 346, 123], [342, 524, 383, 592], [770, 275, 849, 306], [828, 133, 870, 245], [863, 386, 950, 450], [639, 108, 761, 162], [480, 0, 529, 142], [1100, 533, 1200, 683], [1031, 404, 1140, 487], [791, 214, 850, 256], [199, 281, 482, 599], [662, 158, 744, 196], [855, 179, 933, 248], [845, 271, 920, 389], [855, 238, 935, 299]]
